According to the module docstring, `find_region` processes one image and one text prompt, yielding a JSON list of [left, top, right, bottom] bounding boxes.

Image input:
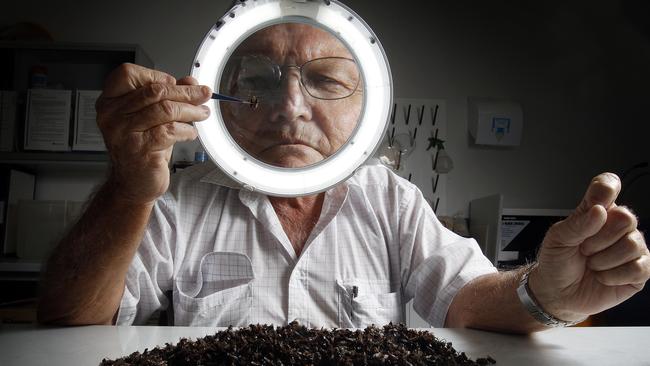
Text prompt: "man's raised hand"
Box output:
[[528, 173, 649, 322], [96, 63, 211, 205]]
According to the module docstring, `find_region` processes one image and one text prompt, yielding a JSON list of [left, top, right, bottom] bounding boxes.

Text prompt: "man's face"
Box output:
[[220, 23, 363, 168]]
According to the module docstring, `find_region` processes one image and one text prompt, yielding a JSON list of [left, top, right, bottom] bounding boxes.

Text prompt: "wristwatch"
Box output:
[[516, 266, 588, 327]]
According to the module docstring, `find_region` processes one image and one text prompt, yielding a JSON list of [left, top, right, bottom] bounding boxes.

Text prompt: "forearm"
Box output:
[[444, 266, 548, 334], [37, 181, 154, 325]]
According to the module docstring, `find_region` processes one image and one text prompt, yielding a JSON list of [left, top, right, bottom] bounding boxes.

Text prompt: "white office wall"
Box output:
[[352, 1, 649, 215], [3, 0, 648, 216]]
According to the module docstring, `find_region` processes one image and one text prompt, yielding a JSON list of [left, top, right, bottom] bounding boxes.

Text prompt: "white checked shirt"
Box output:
[[117, 161, 496, 328]]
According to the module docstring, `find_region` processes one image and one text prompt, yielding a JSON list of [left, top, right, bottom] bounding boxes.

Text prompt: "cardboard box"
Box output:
[[15, 200, 82, 260], [0, 169, 35, 255]]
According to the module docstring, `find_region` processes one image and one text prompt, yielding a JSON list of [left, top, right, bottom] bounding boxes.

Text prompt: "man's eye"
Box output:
[[307, 72, 341, 84], [239, 76, 273, 90], [315, 76, 339, 85], [310, 74, 354, 92]]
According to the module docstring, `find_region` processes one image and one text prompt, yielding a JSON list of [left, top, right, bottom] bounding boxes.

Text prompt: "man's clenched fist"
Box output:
[[96, 63, 212, 204], [528, 173, 649, 322]]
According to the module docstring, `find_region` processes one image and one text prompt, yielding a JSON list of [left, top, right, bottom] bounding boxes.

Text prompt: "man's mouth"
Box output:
[[261, 138, 317, 153]]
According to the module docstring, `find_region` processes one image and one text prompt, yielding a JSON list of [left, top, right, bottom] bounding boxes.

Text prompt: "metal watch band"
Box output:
[[516, 267, 587, 327]]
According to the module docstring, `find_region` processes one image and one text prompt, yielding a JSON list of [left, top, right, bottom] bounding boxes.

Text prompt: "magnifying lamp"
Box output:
[[190, 0, 392, 197]]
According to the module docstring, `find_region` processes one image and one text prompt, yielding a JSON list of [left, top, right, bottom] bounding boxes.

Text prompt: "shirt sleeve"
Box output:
[[398, 186, 497, 328], [115, 195, 176, 325]]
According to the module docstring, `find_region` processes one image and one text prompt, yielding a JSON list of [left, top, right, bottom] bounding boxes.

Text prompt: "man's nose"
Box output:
[[268, 69, 312, 123]]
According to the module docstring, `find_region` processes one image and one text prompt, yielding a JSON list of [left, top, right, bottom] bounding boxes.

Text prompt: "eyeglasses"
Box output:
[[223, 55, 361, 101]]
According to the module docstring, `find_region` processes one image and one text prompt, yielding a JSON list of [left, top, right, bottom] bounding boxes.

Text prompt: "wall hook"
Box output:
[[417, 104, 425, 126], [433, 148, 440, 171], [431, 104, 439, 126], [409, 127, 418, 147], [431, 174, 440, 193], [404, 104, 412, 125], [396, 150, 403, 171]]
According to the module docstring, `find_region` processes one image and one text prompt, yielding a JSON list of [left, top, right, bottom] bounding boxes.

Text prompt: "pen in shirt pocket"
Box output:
[[351, 286, 359, 321]]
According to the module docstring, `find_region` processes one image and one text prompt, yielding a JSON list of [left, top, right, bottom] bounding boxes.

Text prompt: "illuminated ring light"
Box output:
[[191, 0, 392, 197]]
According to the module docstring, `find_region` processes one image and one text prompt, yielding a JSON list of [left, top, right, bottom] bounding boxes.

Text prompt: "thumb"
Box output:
[[544, 173, 620, 248], [103, 64, 176, 98], [575, 172, 621, 215], [177, 76, 200, 86], [545, 205, 607, 247]]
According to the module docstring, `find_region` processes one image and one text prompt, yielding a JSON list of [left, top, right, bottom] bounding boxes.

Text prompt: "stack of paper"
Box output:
[[73, 90, 105, 151], [24, 89, 72, 151]]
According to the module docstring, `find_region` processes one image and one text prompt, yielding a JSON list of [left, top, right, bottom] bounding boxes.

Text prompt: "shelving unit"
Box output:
[[0, 42, 153, 323], [0, 151, 108, 162], [0, 260, 41, 272], [0, 41, 153, 90], [0, 152, 109, 170], [0, 259, 40, 282]]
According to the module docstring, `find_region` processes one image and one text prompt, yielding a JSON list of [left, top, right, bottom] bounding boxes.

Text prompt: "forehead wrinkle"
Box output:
[[234, 23, 352, 64]]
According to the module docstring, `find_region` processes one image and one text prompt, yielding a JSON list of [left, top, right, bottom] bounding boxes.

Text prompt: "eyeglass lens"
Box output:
[[226, 56, 360, 100]]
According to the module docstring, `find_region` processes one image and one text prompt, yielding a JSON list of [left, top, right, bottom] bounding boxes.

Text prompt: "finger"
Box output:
[[594, 255, 650, 286], [128, 101, 210, 131], [580, 206, 638, 256], [544, 204, 607, 247], [118, 83, 211, 113], [177, 76, 200, 86], [575, 173, 621, 215], [143, 122, 199, 151], [103, 63, 176, 98], [543, 173, 621, 248], [586, 230, 647, 271]]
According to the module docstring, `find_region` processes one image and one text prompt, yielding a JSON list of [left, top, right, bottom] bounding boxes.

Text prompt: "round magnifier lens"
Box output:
[[190, 0, 392, 197]]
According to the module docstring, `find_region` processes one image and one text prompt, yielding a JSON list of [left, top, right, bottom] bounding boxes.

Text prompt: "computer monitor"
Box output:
[[501, 209, 572, 264]]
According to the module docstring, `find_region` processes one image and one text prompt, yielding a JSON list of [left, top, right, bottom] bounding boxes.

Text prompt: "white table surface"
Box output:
[[0, 325, 649, 365]]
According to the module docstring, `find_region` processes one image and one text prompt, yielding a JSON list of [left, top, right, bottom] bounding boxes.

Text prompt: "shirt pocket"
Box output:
[[174, 251, 254, 327], [336, 279, 403, 328]]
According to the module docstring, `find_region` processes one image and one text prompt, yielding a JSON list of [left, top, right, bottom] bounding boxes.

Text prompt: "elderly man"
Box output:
[[38, 23, 649, 334]]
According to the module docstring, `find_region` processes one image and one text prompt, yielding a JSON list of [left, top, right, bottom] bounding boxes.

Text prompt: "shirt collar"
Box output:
[[199, 163, 243, 189], [198, 158, 383, 194]]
